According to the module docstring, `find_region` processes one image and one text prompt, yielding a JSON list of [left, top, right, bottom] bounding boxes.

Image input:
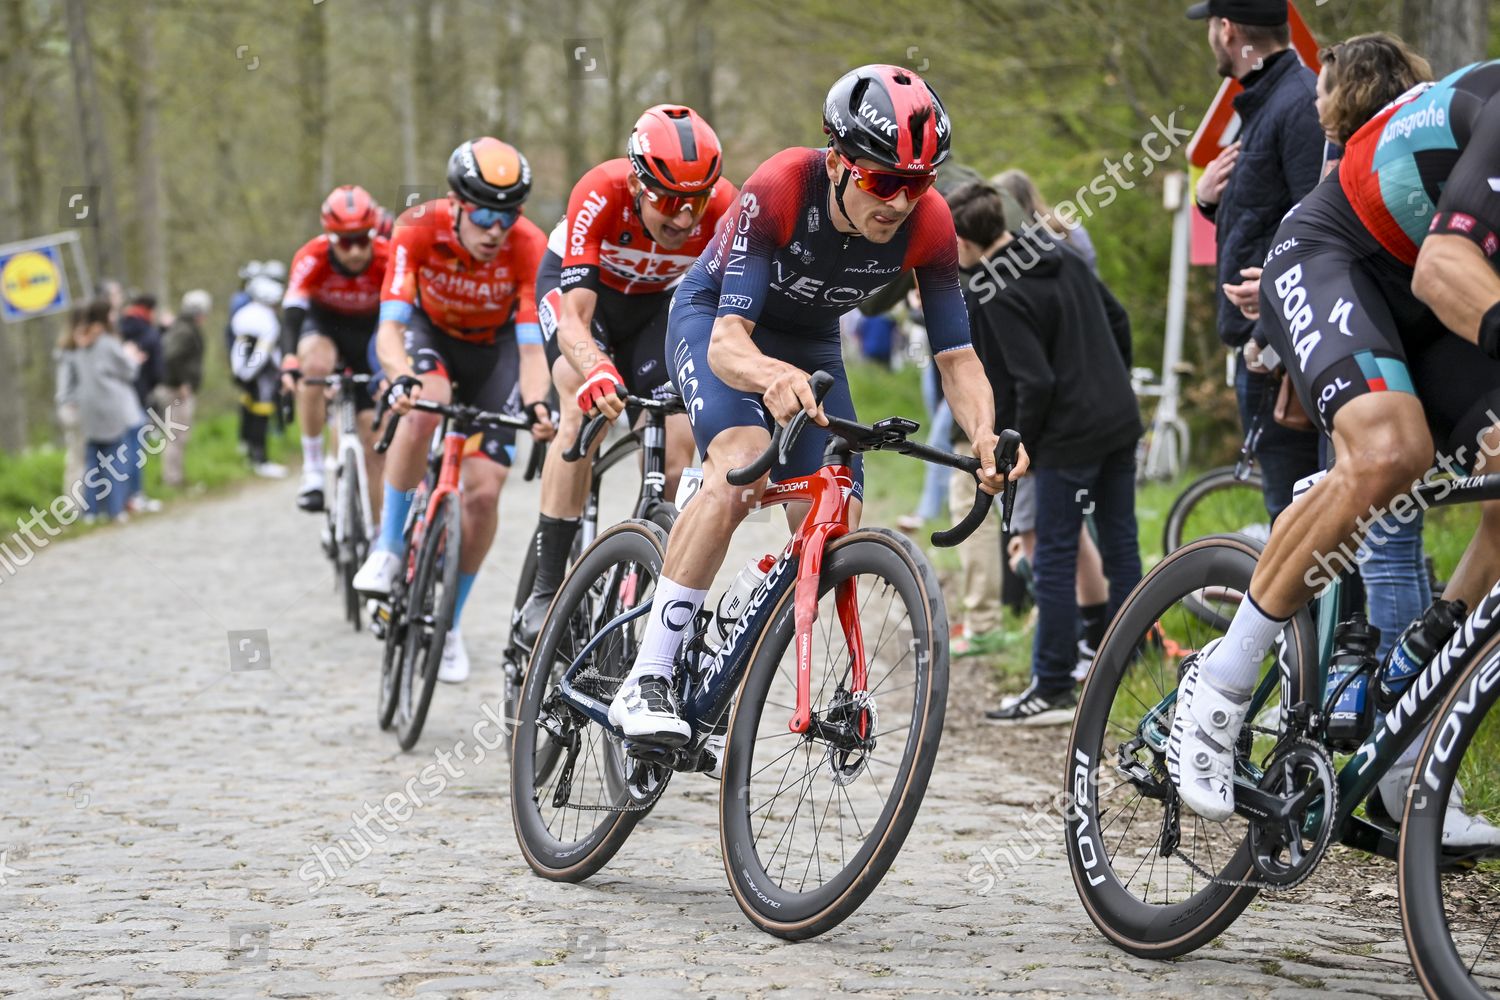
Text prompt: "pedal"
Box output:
[[622, 740, 677, 766], [367, 600, 391, 639]]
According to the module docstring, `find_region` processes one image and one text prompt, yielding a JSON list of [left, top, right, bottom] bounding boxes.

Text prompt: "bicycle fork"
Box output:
[[789, 522, 863, 734]]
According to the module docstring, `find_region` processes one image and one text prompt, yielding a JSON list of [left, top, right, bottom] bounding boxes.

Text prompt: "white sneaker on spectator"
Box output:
[[254, 461, 289, 479], [1376, 763, 1500, 849], [438, 630, 470, 684], [127, 495, 163, 514]]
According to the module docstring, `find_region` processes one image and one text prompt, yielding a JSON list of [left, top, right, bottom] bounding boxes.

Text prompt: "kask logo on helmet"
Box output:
[[460, 145, 478, 179], [857, 100, 898, 137]]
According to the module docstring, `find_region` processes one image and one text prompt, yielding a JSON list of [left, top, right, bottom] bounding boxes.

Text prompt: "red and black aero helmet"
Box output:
[[626, 105, 723, 193], [447, 137, 532, 210], [822, 64, 951, 172], [321, 184, 380, 234]]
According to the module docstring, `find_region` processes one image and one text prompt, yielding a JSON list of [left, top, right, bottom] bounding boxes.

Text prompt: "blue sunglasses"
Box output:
[[465, 204, 520, 230]]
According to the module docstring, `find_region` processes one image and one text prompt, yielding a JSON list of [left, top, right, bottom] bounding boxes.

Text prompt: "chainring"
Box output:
[[1246, 738, 1337, 889]]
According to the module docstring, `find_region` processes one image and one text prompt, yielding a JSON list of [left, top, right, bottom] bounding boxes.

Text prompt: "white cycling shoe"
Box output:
[[1376, 763, 1500, 849], [608, 675, 691, 747], [1166, 639, 1251, 823], [353, 549, 402, 597], [438, 630, 469, 684]]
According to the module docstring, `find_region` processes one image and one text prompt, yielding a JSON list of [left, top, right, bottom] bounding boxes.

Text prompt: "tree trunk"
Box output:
[[397, 1, 420, 189], [604, 0, 631, 156], [496, 1, 527, 145], [298, 1, 330, 201], [128, 0, 167, 304], [683, 0, 715, 121], [562, 0, 587, 185], [413, 3, 437, 157], [64, 0, 125, 286], [1403, 0, 1489, 76]]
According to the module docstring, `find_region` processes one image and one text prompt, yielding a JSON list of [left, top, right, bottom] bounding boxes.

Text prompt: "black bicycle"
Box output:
[[510, 371, 1020, 938], [499, 390, 684, 726], [1065, 469, 1500, 960], [371, 396, 534, 750]]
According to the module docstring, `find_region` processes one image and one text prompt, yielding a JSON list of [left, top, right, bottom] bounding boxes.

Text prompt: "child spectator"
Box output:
[[73, 300, 146, 522]]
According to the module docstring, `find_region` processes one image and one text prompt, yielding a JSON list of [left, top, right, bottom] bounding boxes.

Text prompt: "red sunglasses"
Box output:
[[329, 229, 374, 247], [837, 152, 937, 202], [641, 185, 712, 218]]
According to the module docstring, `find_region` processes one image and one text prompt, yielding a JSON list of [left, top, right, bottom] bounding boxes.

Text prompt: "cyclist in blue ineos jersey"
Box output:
[[1169, 61, 1500, 846], [607, 64, 1028, 742]]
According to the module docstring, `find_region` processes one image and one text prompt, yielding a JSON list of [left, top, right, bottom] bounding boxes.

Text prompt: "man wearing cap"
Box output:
[[1189, 0, 1323, 520]]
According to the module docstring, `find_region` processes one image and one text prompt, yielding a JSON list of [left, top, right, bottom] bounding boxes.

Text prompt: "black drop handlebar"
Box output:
[[374, 397, 537, 454], [724, 371, 1023, 548], [563, 386, 688, 463]]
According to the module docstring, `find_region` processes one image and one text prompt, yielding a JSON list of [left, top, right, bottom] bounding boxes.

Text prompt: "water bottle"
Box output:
[[1376, 598, 1467, 712], [1325, 614, 1380, 752], [703, 554, 776, 653]]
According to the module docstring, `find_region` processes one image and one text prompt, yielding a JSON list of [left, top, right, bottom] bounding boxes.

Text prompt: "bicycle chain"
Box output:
[[1168, 738, 1336, 893]]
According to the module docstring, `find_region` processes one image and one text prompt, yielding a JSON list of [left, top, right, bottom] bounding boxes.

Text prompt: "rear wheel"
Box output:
[[1064, 534, 1319, 958], [510, 520, 668, 882], [1399, 634, 1500, 1000], [719, 528, 946, 940], [394, 493, 461, 751]]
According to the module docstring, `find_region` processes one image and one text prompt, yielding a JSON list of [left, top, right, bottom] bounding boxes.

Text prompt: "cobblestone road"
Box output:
[[1, 461, 1427, 998]]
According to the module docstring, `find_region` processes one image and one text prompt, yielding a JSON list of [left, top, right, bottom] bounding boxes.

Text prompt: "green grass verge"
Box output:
[[0, 410, 292, 539]]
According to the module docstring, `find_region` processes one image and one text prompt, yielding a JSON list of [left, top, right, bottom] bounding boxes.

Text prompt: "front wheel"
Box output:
[[394, 493, 461, 751], [510, 519, 669, 882], [1399, 633, 1500, 1000], [719, 528, 947, 940], [1064, 534, 1319, 958]]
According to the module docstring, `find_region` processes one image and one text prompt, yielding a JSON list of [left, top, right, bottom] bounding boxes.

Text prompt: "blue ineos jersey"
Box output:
[[678, 147, 972, 352]]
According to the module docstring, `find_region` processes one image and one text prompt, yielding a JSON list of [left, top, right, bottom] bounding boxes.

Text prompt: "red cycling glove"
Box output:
[[576, 360, 624, 415]]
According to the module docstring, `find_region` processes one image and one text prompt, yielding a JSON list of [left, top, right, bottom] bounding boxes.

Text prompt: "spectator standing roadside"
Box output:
[[1189, 0, 1324, 520], [949, 182, 1143, 724], [54, 320, 85, 497], [118, 294, 165, 513], [230, 273, 288, 478], [73, 300, 146, 523], [992, 169, 1100, 274], [160, 290, 213, 489]]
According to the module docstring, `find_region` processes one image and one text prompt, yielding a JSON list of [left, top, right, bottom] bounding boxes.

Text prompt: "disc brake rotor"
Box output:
[[823, 690, 878, 787]]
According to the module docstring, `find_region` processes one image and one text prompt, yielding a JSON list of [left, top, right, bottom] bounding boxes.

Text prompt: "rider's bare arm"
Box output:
[[706, 314, 824, 426], [557, 287, 604, 377], [1412, 235, 1500, 345], [934, 347, 1020, 492], [374, 318, 413, 383]]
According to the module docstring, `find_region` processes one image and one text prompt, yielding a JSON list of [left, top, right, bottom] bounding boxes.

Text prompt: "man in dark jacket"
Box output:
[[161, 290, 212, 488], [1190, 0, 1323, 519], [952, 182, 1144, 724]]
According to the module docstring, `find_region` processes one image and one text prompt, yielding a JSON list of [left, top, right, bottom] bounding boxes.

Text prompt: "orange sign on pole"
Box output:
[[1186, 1, 1323, 263]]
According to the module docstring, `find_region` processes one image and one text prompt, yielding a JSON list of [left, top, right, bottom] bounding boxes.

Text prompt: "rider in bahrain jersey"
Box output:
[[278, 185, 392, 513], [513, 105, 738, 647], [352, 137, 556, 684], [1170, 60, 1500, 847], [606, 64, 1027, 744]]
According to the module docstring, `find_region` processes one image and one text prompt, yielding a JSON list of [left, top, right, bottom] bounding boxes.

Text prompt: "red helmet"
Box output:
[[320, 184, 380, 235], [822, 65, 951, 172], [626, 105, 723, 194]]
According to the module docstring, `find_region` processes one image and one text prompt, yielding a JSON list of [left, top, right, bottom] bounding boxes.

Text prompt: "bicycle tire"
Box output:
[[510, 519, 669, 882], [718, 527, 946, 939], [377, 574, 405, 731], [341, 465, 365, 631], [1399, 631, 1500, 1000], [1065, 534, 1319, 958], [1163, 466, 1268, 554], [396, 493, 461, 751]]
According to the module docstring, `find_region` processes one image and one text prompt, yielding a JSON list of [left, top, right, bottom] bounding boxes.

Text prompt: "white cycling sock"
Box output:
[[301, 435, 324, 473], [1201, 594, 1289, 697], [624, 578, 708, 685]]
